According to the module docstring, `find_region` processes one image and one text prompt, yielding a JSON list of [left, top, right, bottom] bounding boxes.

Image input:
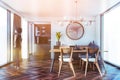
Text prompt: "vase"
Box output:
[[56, 41, 61, 46]]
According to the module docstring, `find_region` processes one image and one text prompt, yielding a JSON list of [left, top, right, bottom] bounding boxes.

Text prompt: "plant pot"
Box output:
[[56, 41, 61, 46]]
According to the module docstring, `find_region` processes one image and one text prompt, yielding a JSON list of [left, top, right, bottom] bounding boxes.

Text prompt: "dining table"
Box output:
[[49, 47, 88, 72]]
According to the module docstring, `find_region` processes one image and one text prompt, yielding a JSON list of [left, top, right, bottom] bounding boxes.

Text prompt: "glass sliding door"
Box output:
[[21, 18, 28, 59], [103, 4, 120, 67], [10, 13, 14, 61], [0, 6, 7, 66]]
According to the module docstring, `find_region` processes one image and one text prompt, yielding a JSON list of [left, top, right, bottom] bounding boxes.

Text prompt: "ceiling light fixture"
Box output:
[[58, 0, 95, 26], [74, 0, 95, 26], [57, 0, 95, 26]]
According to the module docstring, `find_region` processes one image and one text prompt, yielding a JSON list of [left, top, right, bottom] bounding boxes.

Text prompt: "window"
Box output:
[[10, 13, 14, 61], [103, 4, 120, 67], [0, 6, 7, 66], [21, 18, 28, 59]]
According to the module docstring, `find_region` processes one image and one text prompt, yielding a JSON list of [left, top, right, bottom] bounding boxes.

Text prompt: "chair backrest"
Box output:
[[95, 49, 100, 62], [60, 46, 73, 61], [88, 47, 98, 54], [88, 48, 100, 62]]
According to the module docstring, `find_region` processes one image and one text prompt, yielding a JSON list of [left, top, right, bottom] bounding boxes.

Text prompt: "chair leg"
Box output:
[[69, 62, 76, 77], [93, 63, 95, 70], [81, 60, 84, 71], [85, 61, 88, 76], [58, 61, 62, 77], [95, 62, 102, 76], [79, 59, 82, 68], [50, 59, 55, 72]]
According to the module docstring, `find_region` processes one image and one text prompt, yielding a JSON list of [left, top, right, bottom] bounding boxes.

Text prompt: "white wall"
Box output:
[[51, 22, 96, 47], [95, 16, 100, 47], [51, 21, 96, 58]]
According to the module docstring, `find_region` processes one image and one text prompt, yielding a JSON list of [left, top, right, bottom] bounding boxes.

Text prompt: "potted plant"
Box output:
[[56, 32, 61, 46]]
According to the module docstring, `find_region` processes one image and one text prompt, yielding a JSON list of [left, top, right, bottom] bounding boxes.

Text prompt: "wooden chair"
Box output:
[[81, 48, 102, 76], [58, 46, 76, 77], [78, 46, 88, 68]]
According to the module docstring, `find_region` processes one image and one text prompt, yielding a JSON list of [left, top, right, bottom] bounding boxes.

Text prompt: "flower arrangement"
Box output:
[[56, 32, 61, 41]]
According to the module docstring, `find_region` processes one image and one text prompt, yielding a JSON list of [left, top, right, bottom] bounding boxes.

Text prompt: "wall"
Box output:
[[51, 21, 96, 59], [51, 22, 96, 46], [95, 16, 101, 47]]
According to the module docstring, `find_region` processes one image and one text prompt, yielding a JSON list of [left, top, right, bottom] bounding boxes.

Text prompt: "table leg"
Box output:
[[50, 59, 55, 72]]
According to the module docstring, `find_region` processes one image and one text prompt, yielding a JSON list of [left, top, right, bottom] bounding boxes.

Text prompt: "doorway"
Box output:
[[33, 24, 51, 60]]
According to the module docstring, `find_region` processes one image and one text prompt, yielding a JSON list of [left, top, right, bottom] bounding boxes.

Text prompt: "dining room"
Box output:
[[0, 0, 120, 80]]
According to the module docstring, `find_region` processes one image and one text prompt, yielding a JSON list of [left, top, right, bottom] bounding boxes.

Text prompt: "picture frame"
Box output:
[[66, 21, 84, 40]]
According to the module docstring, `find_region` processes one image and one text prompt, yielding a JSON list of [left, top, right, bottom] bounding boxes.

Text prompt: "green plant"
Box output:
[[56, 32, 61, 41]]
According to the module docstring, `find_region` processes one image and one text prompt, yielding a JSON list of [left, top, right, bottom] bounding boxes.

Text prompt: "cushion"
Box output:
[[88, 47, 98, 54], [88, 41, 99, 53], [88, 41, 98, 48]]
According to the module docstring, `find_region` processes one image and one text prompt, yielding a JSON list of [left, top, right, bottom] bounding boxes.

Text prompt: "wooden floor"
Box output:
[[0, 44, 120, 80], [0, 55, 120, 80], [33, 44, 51, 60]]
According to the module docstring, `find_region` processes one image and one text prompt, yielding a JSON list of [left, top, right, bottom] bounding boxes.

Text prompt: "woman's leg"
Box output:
[[17, 48, 20, 68], [14, 48, 20, 68]]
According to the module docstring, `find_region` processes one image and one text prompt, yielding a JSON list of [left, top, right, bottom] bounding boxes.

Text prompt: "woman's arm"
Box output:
[[13, 34, 17, 48]]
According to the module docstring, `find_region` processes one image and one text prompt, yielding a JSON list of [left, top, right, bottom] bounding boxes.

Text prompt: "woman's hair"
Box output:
[[16, 27, 22, 33]]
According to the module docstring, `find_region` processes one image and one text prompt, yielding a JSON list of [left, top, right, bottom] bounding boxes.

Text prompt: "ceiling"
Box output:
[[1, 0, 102, 22]]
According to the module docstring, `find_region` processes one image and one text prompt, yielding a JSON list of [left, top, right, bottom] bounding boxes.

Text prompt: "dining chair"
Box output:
[[78, 46, 88, 68], [81, 48, 102, 76], [58, 46, 76, 77]]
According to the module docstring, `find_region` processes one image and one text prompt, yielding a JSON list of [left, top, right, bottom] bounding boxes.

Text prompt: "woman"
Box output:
[[13, 27, 22, 69]]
